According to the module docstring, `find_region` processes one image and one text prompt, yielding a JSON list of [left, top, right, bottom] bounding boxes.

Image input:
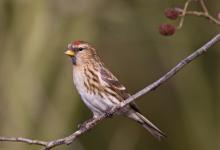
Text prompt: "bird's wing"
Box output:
[[100, 67, 140, 112], [100, 67, 126, 91]]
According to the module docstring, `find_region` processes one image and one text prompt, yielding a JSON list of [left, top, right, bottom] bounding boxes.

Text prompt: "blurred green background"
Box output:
[[0, 0, 220, 150]]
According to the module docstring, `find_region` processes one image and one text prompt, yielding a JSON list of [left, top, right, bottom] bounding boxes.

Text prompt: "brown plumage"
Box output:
[[65, 40, 166, 140]]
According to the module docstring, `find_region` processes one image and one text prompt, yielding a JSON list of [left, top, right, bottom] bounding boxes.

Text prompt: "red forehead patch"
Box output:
[[72, 40, 84, 45]]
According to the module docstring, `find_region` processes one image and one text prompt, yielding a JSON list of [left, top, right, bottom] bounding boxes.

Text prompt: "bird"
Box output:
[[65, 40, 166, 140]]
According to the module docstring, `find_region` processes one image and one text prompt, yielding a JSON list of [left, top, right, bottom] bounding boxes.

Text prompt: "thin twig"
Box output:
[[1, 34, 220, 149], [177, 10, 220, 25], [0, 137, 47, 146], [177, 0, 191, 29], [198, 0, 209, 14], [176, 0, 220, 26]]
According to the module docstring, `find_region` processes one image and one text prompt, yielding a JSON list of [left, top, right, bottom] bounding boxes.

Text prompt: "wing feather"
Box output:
[[100, 67, 126, 91], [100, 67, 140, 112]]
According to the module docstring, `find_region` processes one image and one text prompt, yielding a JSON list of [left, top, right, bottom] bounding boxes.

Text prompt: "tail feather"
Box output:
[[127, 112, 166, 140]]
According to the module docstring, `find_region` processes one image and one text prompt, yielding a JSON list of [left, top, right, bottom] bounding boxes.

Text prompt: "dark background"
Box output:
[[0, 0, 219, 150]]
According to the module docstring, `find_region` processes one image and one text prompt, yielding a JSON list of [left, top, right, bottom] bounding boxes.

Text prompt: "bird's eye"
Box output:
[[78, 47, 83, 51]]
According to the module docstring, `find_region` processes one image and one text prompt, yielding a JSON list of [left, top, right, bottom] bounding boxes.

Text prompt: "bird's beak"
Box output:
[[65, 50, 75, 57]]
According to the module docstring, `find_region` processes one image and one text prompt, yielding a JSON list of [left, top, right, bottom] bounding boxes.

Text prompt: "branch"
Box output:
[[1, 34, 220, 150], [0, 137, 47, 146], [198, 0, 209, 14], [177, 10, 220, 25], [176, 0, 191, 29], [176, 0, 220, 27]]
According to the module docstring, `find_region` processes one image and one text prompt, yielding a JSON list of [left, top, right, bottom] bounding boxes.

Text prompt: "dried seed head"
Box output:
[[159, 24, 176, 36], [164, 8, 180, 20]]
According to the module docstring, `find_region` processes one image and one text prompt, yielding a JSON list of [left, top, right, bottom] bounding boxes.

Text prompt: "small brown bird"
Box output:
[[65, 41, 166, 140]]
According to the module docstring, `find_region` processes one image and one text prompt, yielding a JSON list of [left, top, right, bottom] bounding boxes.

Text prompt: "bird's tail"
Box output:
[[126, 111, 166, 140]]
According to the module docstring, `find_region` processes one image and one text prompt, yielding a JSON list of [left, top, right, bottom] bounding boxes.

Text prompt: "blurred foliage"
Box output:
[[0, 0, 220, 150]]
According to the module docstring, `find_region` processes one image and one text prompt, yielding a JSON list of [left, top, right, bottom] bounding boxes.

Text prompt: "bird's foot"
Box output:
[[105, 108, 114, 118]]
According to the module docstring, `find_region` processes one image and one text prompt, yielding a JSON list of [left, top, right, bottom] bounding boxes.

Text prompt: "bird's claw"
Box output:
[[105, 108, 113, 118], [105, 112, 113, 118]]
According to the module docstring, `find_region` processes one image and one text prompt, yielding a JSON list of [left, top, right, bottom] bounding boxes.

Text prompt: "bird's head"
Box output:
[[65, 40, 98, 65]]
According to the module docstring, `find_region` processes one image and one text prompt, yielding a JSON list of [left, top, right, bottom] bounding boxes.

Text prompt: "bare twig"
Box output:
[[177, 0, 191, 29], [1, 34, 220, 149], [0, 137, 47, 146], [177, 10, 220, 25], [198, 0, 209, 14], [176, 0, 220, 26]]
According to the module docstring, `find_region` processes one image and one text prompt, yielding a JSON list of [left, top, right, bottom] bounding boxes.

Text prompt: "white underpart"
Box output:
[[72, 67, 119, 117]]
